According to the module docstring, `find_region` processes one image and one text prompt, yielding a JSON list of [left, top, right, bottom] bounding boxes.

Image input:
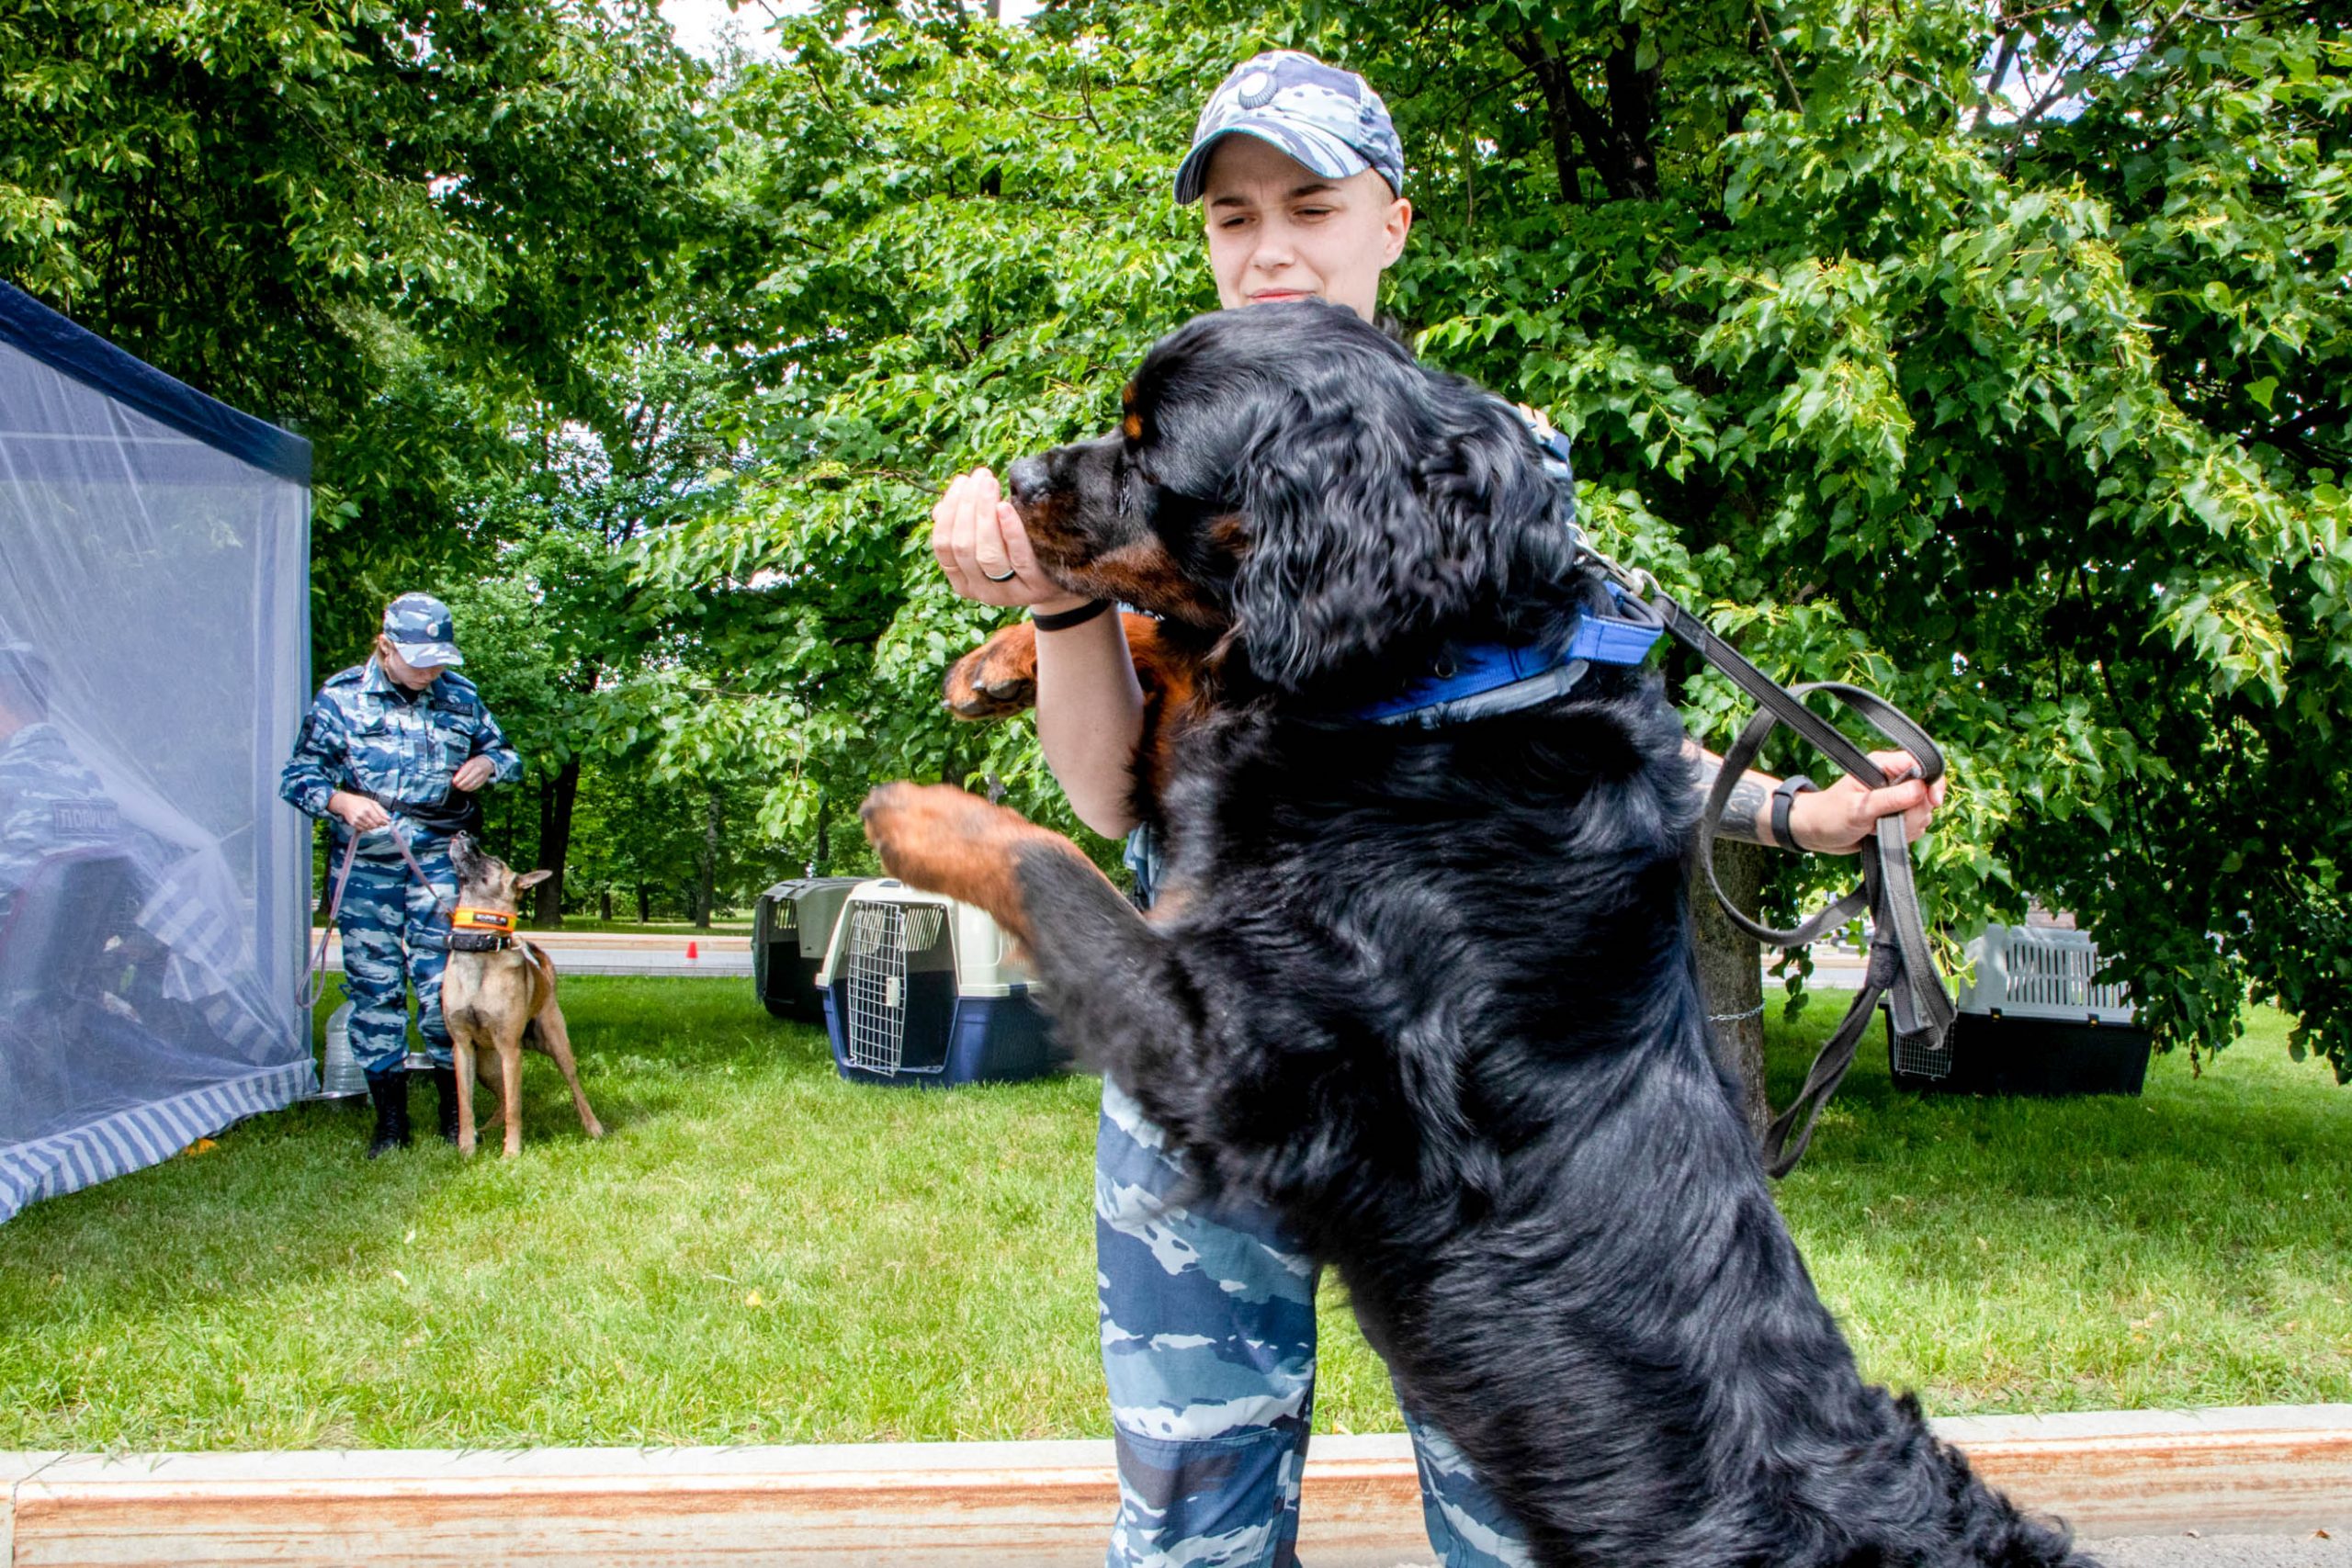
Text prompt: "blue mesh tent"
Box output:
[[0, 282, 312, 1221]]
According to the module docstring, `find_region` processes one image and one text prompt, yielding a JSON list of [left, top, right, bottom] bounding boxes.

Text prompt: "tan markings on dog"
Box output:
[[943, 621, 1042, 718], [944, 613, 1189, 725], [1122, 412, 1144, 441], [1076, 539, 1225, 626], [1208, 513, 1251, 555], [860, 783, 1105, 948], [442, 840, 605, 1159]]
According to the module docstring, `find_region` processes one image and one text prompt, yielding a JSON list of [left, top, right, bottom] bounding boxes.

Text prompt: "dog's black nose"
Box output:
[[1005, 456, 1048, 507]]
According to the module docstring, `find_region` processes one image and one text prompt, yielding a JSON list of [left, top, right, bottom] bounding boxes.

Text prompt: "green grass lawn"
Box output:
[[0, 977, 2344, 1452]]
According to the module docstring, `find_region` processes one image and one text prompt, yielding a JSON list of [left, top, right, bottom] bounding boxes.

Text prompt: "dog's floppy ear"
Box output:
[[1230, 401, 1459, 692], [516, 870, 552, 891], [1229, 374, 1574, 693]]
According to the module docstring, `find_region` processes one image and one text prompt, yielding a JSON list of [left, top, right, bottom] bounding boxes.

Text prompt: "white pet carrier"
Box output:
[[1898, 921, 2147, 1096], [814, 880, 1059, 1085], [1955, 923, 2136, 1024]]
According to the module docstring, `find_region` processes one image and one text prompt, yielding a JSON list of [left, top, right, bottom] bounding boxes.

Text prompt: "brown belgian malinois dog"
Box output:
[[441, 834, 605, 1158]]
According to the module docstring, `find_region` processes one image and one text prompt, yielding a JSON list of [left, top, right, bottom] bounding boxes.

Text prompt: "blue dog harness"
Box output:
[[1358, 581, 1666, 728], [1349, 510, 1956, 1179]]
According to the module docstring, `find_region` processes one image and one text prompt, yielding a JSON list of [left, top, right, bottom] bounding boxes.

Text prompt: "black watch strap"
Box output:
[[1770, 774, 1817, 852], [1033, 599, 1111, 632]]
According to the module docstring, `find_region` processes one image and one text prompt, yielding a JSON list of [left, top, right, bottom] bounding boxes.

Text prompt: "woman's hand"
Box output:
[[932, 467, 1091, 614], [1787, 750, 1947, 855], [327, 790, 390, 832]]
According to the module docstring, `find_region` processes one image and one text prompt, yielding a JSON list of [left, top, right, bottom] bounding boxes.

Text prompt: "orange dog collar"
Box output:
[[451, 907, 516, 933]]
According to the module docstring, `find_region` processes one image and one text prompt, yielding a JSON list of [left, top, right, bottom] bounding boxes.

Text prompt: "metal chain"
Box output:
[[1707, 1002, 1766, 1024]]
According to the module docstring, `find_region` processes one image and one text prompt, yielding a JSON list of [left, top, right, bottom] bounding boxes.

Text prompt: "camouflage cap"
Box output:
[[1174, 51, 1404, 206], [382, 592, 464, 669]]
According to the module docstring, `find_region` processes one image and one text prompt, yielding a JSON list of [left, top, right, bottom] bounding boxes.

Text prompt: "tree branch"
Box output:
[[1751, 0, 1808, 115], [1973, 27, 2020, 131]]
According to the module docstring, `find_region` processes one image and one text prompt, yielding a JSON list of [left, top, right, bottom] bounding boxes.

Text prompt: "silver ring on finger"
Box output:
[[982, 566, 1019, 583]]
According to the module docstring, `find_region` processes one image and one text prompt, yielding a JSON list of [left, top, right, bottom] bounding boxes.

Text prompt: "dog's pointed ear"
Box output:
[[515, 869, 552, 891]]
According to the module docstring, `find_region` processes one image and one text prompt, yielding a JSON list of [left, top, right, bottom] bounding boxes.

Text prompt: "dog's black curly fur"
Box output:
[[884, 303, 2096, 1567]]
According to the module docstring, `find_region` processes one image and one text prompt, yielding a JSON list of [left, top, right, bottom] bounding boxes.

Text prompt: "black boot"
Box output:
[[364, 1069, 411, 1158], [430, 1065, 462, 1145]]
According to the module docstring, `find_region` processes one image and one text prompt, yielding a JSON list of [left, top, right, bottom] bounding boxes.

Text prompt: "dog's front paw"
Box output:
[[861, 783, 1058, 937], [943, 623, 1040, 718]]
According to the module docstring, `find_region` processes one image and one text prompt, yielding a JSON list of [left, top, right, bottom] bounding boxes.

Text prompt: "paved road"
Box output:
[[321, 930, 754, 977]]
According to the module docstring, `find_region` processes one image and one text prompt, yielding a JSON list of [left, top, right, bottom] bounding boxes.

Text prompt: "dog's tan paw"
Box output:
[[943, 623, 1040, 718], [861, 782, 1055, 934]]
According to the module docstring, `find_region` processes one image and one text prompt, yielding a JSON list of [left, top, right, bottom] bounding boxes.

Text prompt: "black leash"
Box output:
[[1583, 548, 1956, 1177]]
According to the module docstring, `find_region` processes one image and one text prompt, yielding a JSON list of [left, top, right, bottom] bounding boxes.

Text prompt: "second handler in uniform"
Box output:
[[280, 594, 521, 1156]]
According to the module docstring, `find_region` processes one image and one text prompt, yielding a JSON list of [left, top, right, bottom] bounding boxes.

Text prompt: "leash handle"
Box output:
[[301, 817, 461, 1011], [1691, 665, 1956, 1067], [1589, 558, 1957, 1177]]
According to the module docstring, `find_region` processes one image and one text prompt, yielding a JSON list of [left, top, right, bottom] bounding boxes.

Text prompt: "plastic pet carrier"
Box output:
[[1894, 921, 2149, 1097], [752, 876, 864, 1023], [816, 879, 1061, 1087]]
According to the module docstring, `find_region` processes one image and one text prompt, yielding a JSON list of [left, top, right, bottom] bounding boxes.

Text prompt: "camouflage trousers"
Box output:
[[1097, 1079, 1533, 1568], [335, 840, 457, 1075]]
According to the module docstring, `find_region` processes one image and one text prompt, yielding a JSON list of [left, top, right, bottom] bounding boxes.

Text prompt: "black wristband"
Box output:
[[1032, 599, 1111, 633], [1770, 774, 1817, 852]]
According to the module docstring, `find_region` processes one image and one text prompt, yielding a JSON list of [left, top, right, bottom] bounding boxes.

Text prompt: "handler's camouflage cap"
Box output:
[[1173, 51, 1404, 206], [382, 593, 464, 669]]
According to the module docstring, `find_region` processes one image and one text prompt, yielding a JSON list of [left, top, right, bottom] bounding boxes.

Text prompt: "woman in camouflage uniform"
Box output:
[[280, 594, 521, 1157], [929, 52, 1948, 1568]]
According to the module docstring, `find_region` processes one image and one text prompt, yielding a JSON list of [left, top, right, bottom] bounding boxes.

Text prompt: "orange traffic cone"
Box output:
[[687, 941, 698, 961]]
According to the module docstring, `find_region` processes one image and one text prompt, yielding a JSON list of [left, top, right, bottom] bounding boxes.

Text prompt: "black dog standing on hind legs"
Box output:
[[863, 303, 2096, 1568]]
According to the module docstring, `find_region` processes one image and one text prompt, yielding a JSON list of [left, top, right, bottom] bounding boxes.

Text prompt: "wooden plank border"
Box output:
[[6, 1406, 2347, 1566]]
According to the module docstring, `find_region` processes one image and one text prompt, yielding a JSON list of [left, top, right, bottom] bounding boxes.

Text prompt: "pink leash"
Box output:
[[301, 819, 454, 1009]]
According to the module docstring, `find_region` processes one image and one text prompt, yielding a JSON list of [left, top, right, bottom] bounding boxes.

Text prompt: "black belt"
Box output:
[[358, 788, 483, 840], [1590, 551, 1956, 1177]]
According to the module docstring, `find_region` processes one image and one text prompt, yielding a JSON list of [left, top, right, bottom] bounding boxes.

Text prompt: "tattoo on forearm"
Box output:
[[1692, 751, 1774, 845], [1720, 776, 1772, 845]]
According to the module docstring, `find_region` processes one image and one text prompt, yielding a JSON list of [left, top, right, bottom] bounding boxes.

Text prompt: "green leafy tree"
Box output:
[[651, 0, 2351, 1091], [1346, 0, 2351, 1081], [0, 0, 720, 662]]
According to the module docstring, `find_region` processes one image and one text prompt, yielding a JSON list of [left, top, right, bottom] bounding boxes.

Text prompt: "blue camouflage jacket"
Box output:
[[0, 721, 122, 924], [279, 660, 522, 848]]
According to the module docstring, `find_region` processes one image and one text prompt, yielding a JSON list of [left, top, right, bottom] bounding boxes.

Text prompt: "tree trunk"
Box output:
[[810, 791, 832, 877], [532, 755, 582, 928], [599, 888, 613, 921], [1690, 839, 1772, 1141], [1517, 25, 1663, 205], [1529, 55, 1586, 205], [636, 882, 651, 923], [692, 782, 723, 929]]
